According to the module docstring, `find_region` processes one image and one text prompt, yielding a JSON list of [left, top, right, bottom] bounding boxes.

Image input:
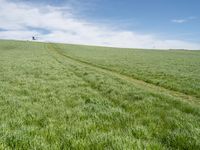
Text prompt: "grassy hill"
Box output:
[[0, 40, 200, 149]]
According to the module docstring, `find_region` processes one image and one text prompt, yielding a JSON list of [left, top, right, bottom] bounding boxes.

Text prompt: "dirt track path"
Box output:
[[47, 43, 200, 105]]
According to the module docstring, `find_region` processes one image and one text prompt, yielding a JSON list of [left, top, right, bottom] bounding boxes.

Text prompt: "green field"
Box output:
[[0, 40, 200, 149]]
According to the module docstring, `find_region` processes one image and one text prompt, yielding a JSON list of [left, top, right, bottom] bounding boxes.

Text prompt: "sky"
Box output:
[[0, 0, 200, 49]]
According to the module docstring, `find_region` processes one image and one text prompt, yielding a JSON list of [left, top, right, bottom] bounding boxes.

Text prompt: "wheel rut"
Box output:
[[47, 43, 200, 105], [46, 43, 126, 109]]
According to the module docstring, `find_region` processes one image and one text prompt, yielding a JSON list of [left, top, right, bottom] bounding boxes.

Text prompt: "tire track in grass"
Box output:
[[46, 43, 118, 105], [46, 43, 169, 149], [47, 43, 142, 123], [47, 43, 200, 105]]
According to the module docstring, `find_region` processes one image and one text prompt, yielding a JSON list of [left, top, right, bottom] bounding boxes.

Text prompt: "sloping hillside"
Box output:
[[0, 40, 199, 149]]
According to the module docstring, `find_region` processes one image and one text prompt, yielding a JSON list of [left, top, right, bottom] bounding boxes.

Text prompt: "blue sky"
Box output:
[[0, 0, 200, 49], [24, 0, 200, 42]]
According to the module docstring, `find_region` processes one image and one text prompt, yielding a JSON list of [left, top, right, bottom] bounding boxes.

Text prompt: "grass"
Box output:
[[57, 43, 200, 98], [0, 40, 200, 149]]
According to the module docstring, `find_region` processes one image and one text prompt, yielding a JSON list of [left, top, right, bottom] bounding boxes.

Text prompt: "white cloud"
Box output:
[[0, 0, 200, 50], [172, 19, 187, 23], [172, 16, 197, 24]]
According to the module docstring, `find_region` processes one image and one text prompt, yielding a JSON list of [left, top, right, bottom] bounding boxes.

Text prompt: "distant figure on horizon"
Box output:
[[32, 36, 36, 40]]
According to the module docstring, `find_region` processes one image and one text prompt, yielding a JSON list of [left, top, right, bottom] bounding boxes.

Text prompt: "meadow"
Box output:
[[57, 44, 200, 98], [0, 40, 199, 149]]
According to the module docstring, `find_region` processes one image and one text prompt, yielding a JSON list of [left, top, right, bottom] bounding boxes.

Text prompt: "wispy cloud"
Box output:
[[171, 16, 197, 24], [172, 19, 188, 23], [0, 0, 200, 50]]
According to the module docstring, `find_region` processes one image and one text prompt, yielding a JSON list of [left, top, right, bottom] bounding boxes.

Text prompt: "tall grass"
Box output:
[[57, 43, 200, 98], [0, 40, 199, 149]]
